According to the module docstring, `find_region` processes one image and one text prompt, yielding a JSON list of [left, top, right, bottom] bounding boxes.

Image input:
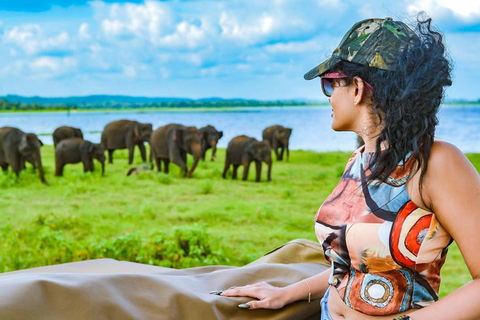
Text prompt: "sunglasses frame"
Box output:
[[320, 72, 374, 98]]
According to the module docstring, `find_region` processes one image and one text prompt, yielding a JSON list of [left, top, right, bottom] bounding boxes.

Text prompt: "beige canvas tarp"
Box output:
[[0, 239, 329, 320]]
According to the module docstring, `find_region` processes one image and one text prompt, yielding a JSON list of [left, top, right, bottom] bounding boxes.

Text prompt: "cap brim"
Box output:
[[303, 57, 339, 80]]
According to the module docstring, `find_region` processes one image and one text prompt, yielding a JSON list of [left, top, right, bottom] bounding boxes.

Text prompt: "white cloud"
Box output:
[[408, 0, 480, 20], [123, 65, 136, 78], [4, 24, 71, 56], [78, 23, 91, 40], [29, 56, 77, 78], [5, 24, 42, 55], [98, 1, 176, 42]]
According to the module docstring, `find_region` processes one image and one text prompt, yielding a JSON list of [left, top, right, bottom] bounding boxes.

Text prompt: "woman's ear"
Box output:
[[353, 76, 365, 105]]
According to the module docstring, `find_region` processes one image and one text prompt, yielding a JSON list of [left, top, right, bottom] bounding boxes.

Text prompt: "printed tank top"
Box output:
[[315, 147, 452, 316]]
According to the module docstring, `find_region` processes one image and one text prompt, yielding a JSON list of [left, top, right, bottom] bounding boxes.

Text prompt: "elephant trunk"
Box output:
[[35, 154, 49, 186], [284, 140, 289, 161], [210, 140, 217, 161], [187, 143, 201, 178]]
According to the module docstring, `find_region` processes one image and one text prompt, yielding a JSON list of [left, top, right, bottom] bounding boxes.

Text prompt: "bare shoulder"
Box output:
[[424, 140, 480, 227], [429, 140, 467, 163], [426, 140, 478, 177]]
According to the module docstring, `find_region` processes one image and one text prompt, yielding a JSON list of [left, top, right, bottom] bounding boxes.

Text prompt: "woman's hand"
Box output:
[[216, 282, 289, 310]]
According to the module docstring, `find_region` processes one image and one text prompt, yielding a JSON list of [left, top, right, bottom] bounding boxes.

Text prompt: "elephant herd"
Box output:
[[0, 120, 292, 185]]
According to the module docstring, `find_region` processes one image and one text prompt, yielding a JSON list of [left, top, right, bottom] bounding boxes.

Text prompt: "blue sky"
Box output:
[[0, 0, 479, 101]]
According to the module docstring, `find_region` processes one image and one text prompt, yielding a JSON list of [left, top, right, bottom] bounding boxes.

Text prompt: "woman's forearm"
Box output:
[[409, 278, 480, 320], [281, 268, 330, 305]]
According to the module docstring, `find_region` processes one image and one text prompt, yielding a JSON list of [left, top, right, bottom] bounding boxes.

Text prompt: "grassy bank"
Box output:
[[1, 147, 477, 298]]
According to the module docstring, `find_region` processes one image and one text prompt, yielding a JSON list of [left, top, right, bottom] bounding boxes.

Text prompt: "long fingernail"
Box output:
[[209, 290, 225, 295], [238, 303, 250, 309]]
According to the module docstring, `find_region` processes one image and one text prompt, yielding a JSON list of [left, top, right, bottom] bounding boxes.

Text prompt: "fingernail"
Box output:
[[238, 303, 250, 309], [228, 286, 237, 290], [209, 290, 225, 295]]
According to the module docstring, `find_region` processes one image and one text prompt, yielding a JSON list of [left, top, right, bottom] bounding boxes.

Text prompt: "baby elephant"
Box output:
[[126, 164, 151, 176], [262, 125, 292, 161], [55, 138, 105, 176], [222, 135, 272, 182]]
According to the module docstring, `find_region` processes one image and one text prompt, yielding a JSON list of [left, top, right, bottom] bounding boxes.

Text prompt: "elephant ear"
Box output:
[[87, 141, 94, 153], [173, 128, 184, 146], [245, 140, 258, 158], [18, 134, 28, 152], [133, 125, 140, 140], [169, 128, 184, 160], [75, 128, 84, 139]]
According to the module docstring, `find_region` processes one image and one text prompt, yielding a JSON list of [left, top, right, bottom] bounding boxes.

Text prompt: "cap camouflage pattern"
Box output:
[[304, 17, 418, 80]]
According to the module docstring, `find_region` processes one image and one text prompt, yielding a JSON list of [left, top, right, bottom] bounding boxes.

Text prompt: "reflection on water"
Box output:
[[0, 105, 479, 153]]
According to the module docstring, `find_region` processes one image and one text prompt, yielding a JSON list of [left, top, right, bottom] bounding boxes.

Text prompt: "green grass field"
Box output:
[[1, 146, 478, 298]]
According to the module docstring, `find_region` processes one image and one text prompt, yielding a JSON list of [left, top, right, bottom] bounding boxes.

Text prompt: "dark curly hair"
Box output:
[[335, 14, 452, 202]]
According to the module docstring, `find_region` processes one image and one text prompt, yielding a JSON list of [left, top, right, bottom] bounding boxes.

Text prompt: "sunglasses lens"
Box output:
[[321, 78, 333, 97]]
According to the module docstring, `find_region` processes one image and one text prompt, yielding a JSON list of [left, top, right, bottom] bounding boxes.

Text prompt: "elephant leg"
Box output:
[[232, 164, 240, 180], [55, 162, 64, 177], [274, 148, 280, 161], [82, 160, 90, 173], [255, 160, 262, 182], [201, 145, 207, 161], [286, 146, 289, 161], [138, 143, 147, 162], [128, 146, 134, 165], [1, 163, 9, 172], [181, 152, 188, 177], [267, 161, 272, 181], [155, 157, 162, 172], [211, 147, 216, 161], [10, 161, 21, 177], [242, 161, 250, 181], [279, 147, 284, 161], [108, 149, 114, 164], [222, 161, 230, 179], [163, 159, 169, 174]]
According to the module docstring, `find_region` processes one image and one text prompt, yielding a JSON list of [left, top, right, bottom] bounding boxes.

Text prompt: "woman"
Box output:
[[218, 15, 480, 320]]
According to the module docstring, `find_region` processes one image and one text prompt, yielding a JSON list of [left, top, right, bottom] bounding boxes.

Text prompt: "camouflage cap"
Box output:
[[304, 17, 417, 80]]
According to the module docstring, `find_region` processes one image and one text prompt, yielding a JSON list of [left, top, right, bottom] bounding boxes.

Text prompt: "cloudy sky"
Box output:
[[0, 0, 479, 101]]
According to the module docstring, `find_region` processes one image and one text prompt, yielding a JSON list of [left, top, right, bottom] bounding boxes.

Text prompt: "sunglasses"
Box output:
[[320, 72, 374, 97]]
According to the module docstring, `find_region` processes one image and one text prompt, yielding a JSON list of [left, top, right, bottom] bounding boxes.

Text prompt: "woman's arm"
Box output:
[[219, 267, 331, 309], [408, 141, 480, 320]]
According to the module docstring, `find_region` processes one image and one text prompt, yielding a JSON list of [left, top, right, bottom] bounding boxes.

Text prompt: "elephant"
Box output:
[[199, 125, 223, 161], [126, 164, 150, 176], [0, 126, 49, 185], [262, 125, 292, 161], [222, 135, 272, 182], [101, 120, 152, 164], [150, 124, 203, 178], [55, 138, 105, 176], [52, 126, 84, 147]]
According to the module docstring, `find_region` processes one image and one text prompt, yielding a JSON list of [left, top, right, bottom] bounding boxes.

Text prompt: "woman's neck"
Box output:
[[361, 137, 388, 153]]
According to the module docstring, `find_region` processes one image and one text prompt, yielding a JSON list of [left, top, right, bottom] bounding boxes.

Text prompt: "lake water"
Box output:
[[1, 105, 479, 153]]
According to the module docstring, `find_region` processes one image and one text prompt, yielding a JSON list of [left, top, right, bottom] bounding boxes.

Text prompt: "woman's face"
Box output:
[[328, 78, 359, 132]]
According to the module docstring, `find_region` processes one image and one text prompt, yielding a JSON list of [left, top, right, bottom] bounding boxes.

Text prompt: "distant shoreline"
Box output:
[[0, 103, 478, 114], [0, 104, 329, 114]]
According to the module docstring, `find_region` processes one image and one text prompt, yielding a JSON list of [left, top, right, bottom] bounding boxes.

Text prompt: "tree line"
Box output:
[[0, 98, 317, 111]]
